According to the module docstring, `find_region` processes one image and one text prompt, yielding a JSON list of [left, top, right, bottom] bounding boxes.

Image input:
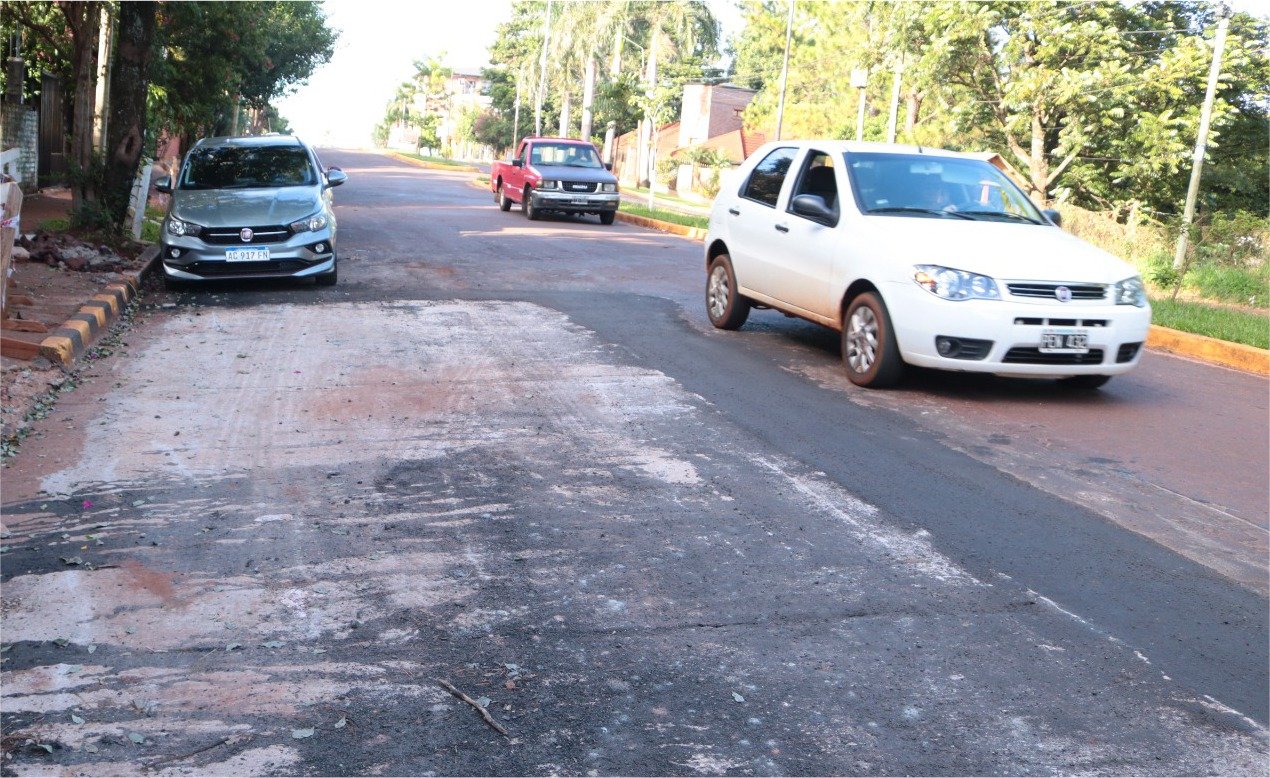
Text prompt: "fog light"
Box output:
[[314, 243, 326, 253], [169, 247, 181, 258], [936, 337, 957, 356]]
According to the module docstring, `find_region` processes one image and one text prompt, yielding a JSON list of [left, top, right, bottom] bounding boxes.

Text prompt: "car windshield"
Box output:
[[845, 152, 1044, 223], [180, 146, 316, 190], [529, 143, 603, 168]]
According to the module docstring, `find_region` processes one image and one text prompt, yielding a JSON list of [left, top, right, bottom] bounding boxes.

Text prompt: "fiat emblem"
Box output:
[[240, 228, 253, 242], [1054, 285, 1072, 302]]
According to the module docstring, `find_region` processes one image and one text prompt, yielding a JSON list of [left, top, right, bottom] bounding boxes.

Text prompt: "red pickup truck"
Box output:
[[491, 137, 621, 225]]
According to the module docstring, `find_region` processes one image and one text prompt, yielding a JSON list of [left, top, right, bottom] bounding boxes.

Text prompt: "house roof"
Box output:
[[672, 128, 767, 165]]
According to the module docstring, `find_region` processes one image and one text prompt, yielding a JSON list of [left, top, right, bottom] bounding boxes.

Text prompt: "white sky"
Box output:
[[276, 0, 745, 148]]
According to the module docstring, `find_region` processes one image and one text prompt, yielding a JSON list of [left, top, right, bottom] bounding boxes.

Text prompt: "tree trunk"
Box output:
[[1028, 110, 1049, 204], [558, 90, 571, 137], [640, 32, 659, 188], [903, 91, 922, 134], [60, 0, 104, 213], [102, 1, 156, 227], [601, 27, 623, 164], [580, 56, 596, 142]]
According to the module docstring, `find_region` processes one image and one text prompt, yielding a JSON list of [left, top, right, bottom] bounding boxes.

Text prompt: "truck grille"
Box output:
[[561, 181, 598, 193], [202, 225, 291, 245], [1007, 283, 1106, 300]]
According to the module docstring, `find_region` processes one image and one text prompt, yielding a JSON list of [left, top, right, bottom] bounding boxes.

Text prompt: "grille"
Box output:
[[1007, 283, 1106, 300], [201, 225, 291, 245], [1003, 347, 1105, 365], [184, 260, 310, 276], [1116, 342, 1143, 363], [1014, 318, 1108, 327], [561, 181, 598, 193]]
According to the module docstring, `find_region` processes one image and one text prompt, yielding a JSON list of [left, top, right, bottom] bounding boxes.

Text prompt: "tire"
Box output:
[[524, 189, 540, 220], [599, 211, 615, 225], [1060, 374, 1111, 390], [162, 272, 186, 292], [842, 291, 904, 388], [706, 254, 750, 330], [315, 255, 338, 287], [497, 183, 512, 211]]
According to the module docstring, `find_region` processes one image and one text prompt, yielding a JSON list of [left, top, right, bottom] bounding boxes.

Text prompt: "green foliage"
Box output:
[[620, 202, 709, 230], [1149, 298, 1269, 349]]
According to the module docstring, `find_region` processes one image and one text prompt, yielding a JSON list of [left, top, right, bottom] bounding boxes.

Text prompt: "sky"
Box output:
[[275, 0, 745, 148]]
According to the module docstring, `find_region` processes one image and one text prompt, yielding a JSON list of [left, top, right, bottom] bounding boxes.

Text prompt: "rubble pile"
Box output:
[[14, 232, 133, 273]]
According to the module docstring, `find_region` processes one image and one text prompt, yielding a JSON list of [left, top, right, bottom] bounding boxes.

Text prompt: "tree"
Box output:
[[101, 1, 157, 226]]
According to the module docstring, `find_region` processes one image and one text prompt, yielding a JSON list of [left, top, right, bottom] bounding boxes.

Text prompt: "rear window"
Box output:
[[180, 146, 317, 190], [742, 147, 797, 208]]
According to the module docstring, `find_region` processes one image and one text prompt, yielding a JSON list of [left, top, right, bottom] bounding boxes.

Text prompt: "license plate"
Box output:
[[225, 246, 269, 262], [571, 199, 589, 206], [1039, 328, 1089, 353]]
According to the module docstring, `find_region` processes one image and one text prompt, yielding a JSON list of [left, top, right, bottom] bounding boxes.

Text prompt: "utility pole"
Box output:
[[512, 65, 522, 151], [886, 56, 903, 144], [1173, 6, 1231, 272], [534, 0, 553, 137], [774, 0, 795, 141]]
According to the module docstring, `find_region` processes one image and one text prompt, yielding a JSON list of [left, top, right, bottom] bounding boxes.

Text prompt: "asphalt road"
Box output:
[[1, 150, 1266, 776]]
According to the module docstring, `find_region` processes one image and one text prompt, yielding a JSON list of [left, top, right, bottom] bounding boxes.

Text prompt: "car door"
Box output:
[[721, 146, 800, 299], [766, 149, 843, 320]]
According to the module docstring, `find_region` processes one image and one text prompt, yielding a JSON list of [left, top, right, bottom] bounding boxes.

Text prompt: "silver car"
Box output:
[[155, 135, 346, 288]]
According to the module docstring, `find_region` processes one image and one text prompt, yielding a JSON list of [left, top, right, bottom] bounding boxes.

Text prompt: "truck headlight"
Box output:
[[289, 213, 328, 233], [1113, 276, 1147, 307], [601, 183, 618, 193], [166, 218, 202, 237], [537, 180, 559, 190], [913, 265, 1001, 301]]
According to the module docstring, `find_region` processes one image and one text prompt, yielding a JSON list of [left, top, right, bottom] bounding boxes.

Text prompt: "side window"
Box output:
[[788, 151, 838, 217], [741, 147, 797, 208]]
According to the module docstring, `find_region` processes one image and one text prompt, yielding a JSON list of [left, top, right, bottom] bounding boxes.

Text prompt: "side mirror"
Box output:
[[604, 161, 613, 171], [1042, 208, 1062, 228], [325, 169, 348, 188], [791, 194, 838, 227], [154, 176, 173, 194], [511, 158, 523, 168]]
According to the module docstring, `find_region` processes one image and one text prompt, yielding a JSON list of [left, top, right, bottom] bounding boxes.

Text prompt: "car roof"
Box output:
[[192, 135, 308, 150], [751, 140, 987, 161]]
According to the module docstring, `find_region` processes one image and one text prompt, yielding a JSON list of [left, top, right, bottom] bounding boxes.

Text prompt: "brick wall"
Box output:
[[1, 104, 39, 193]]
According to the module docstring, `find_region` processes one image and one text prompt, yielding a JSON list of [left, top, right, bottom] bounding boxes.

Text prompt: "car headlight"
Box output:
[[165, 217, 201, 238], [537, 180, 559, 190], [289, 213, 328, 233], [601, 183, 618, 193], [1113, 275, 1148, 307], [913, 265, 1001, 301]]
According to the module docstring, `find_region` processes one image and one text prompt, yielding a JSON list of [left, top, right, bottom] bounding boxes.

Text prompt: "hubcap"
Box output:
[[708, 266, 729, 320], [846, 306, 879, 373]]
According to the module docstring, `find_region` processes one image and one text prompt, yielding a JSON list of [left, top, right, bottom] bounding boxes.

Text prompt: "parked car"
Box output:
[[491, 137, 620, 224], [704, 141, 1151, 389], [155, 135, 345, 288]]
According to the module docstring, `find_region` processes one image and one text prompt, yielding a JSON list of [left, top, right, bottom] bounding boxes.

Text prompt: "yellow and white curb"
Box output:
[[38, 244, 160, 368]]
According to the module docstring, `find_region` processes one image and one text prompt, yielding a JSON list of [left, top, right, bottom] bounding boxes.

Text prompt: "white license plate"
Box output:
[[225, 246, 270, 262], [1040, 328, 1089, 353], [571, 199, 589, 205]]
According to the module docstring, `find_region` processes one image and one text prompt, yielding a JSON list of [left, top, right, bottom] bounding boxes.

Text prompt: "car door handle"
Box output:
[[775, 223, 790, 233], [728, 208, 740, 216]]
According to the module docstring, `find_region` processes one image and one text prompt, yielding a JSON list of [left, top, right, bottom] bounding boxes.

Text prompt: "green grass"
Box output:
[[621, 202, 709, 230], [141, 220, 160, 242], [1184, 263, 1269, 307], [397, 152, 473, 168], [37, 217, 70, 232], [1150, 297, 1269, 349]]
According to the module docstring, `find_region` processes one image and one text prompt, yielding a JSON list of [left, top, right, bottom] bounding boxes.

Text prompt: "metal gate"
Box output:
[[38, 71, 65, 177]]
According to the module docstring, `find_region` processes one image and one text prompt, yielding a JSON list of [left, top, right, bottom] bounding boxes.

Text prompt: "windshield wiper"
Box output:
[[957, 209, 1043, 225], [866, 206, 974, 220]]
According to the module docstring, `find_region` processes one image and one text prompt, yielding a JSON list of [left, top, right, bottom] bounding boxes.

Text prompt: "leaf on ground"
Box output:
[[226, 642, 243, 651], [476, 696, 492, 708], [71, 714, 85, 725], [732, 692, 746, 703], [334, 717, 347, 729], [60, 556, 84, 566], [52, 638, 70, 647], [128, 732, 146, 744], [291, 728, 315, 739], [37, 743, 53, 753], [124, 627, 136, 635], [261, 640, 285, 649], [87, 644, 97, 654]]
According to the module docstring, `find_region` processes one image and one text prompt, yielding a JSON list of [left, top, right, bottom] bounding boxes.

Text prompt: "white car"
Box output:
[[704, 141, 1151, 389]]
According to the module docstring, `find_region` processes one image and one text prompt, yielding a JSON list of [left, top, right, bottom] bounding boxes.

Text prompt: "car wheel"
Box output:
[[1059, 374, 1111, 390], [315, 254, 338, 287], [842, 292, 904, 388], [524, 189, 540, 220], [498, 183, 512, 211], [706, 254, 750, 330], [599, 211, 615, 225]]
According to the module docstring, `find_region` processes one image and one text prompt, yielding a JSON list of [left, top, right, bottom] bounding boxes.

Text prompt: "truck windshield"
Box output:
[[529, 143, 603, 168], [180, 146, 316, 190], [845, 152, 1044, 224]]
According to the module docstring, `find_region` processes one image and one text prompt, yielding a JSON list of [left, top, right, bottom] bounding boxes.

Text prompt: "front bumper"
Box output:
[[883, 281, 1152, 377], [161, 230, 336, 282], [530, 191, 620, 213]]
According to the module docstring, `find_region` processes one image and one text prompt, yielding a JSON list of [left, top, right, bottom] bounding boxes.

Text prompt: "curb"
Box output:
[[38, 243, 161, 368], [614, 210, 708, 241], [385, 151, 480, 173], [1147, 324, 1268, 376]]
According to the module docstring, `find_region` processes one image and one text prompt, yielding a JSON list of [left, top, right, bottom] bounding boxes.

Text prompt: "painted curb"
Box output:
[[38, 243, 161, 368], [614, 210, 708, 241], [385, 151, 480, 173], [1147, 324, 1269, 376]]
